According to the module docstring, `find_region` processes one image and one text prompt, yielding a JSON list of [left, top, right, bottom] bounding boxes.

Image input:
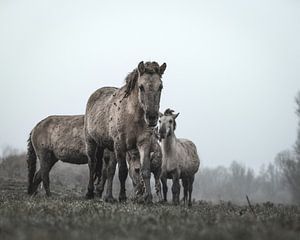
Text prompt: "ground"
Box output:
[[0, 177, 299, 240]]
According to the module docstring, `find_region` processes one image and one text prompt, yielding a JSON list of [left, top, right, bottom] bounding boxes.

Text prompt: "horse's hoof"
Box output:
[[188, 202, 192, 207], [85, 191, 94, 199], [104, 195, 117, 203], [144, 193, 153, 204], [119, 194, 127, 203], [95, 190, 103, 198]]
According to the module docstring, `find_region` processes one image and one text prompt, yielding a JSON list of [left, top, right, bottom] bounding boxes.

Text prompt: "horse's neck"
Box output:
[[161, 133, 177, 156], [125, 87, 144, 120]]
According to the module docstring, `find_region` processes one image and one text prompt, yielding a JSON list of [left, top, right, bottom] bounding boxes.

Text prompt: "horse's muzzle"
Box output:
[[146, 112, 158, 127]]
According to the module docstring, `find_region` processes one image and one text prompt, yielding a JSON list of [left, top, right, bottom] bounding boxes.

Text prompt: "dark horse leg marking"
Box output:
[[182, 177, 188, 205], [171, 171, 180, 205], [39, 152, 57, 197], [86, 138, 103, 199], [161, 173, 168, 202], [188, 175, 194, 207], [115, 150, 128, 202]]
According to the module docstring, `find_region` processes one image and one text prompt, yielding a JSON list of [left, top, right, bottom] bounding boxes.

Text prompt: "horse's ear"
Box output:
[[173, 113, 180, 119], [138, 61, 145, 75], [159, 63, 167, 75], [159, 112, 163, 118]]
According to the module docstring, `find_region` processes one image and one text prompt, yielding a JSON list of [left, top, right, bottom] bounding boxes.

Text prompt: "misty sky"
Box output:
[[0, 0, 299, 170]]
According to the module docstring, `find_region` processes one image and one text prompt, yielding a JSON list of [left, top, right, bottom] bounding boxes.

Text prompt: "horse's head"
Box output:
[[158, 108, 180, 139], [136, 61, 167, 127]]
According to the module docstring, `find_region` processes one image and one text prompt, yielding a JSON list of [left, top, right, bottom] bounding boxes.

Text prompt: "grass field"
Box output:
[[0, 177, 299, 240]]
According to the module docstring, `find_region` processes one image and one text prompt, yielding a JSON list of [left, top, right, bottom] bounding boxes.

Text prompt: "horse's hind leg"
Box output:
[[86, 137, 101, 199], [188, 175, 195, 207], [40, 153, 57, 197], [95, 162, 107, 198], [182, 178, 188, 205], [30, 169, 42, 195]]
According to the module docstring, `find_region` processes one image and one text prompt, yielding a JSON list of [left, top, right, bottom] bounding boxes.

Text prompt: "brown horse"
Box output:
[[84, 61, 166, 202], [27, 115, 115, 197]]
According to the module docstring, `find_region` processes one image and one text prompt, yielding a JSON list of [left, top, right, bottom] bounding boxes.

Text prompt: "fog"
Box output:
[[0, 0, 299, 171]]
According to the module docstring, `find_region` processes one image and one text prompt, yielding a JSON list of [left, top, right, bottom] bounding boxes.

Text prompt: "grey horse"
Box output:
[[159, 109, 200, 206], [84, 61, 166, 202], [27, 115, 115, 197]]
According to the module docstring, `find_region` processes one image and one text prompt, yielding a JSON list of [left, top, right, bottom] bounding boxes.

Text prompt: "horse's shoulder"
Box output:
[[86, 87, 118, 111]]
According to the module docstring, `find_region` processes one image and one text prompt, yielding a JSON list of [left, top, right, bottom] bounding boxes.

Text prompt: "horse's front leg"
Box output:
[[104, 156, 117, 203], [171, 170, 180, 205], [137, 143, 152, 204], [114, 143, 128, 202]]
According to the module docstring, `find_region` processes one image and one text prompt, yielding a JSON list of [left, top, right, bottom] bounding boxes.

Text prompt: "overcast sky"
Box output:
[[0, 0, 299, 170]]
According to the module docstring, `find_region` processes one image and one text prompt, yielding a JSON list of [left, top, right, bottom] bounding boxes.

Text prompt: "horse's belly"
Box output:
[[59, 154, 88, 164]]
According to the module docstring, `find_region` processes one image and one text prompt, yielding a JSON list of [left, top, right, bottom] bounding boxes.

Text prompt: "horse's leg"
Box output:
[[104, 155, 117, 203], [188, 175, 195, 207], [40, 153, 57, 197], [154, 169, 162, 202], [171, 171, 180, 205], [137, 143, 152, 203], [182, 177, 188, 205], [114, 144, 128, 202], [31, 169, 42, 195], [95, 160, 107, 198], [86, 137, 100, 199], [161, 172, 168, 202]]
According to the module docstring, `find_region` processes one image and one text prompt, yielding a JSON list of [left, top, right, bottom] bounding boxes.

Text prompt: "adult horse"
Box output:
[[27, 115, 115, 197], [84, 61, 166, 202]]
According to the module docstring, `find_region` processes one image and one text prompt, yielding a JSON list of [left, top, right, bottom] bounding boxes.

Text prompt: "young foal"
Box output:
[[159, 109, 200, 206]]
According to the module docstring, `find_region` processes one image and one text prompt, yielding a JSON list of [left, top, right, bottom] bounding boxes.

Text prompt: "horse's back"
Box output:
[[177, 138, 200, 176], [31, 115, 87, 163], [85, 87, 118, 114], [85, 86, 119, 144]]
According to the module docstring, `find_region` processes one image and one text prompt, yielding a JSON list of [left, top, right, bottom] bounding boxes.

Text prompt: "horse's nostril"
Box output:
[[135, 168, 140, 173]]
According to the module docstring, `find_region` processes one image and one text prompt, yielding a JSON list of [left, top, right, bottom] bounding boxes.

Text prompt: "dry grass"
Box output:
[[0, 178, 299, 240]]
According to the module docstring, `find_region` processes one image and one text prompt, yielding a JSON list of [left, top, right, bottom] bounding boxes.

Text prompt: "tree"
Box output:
[[277, 92, 300, 204]]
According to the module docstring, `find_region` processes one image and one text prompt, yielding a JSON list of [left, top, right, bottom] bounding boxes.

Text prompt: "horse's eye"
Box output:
[[159, 120, 161, 123], [158, 84, 163, 91], [139, 85, 145, 92], [169, 119, 173, 124]]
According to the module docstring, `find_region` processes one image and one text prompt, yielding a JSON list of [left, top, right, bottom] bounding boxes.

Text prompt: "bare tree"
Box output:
[[277, 92, 300, 204]]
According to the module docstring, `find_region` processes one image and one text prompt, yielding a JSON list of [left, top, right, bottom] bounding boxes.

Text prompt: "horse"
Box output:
[[158, 109, 200, 206], [26, 115, 115, 197], [84, 61, 166, 203], [127, 130, 162, 201]]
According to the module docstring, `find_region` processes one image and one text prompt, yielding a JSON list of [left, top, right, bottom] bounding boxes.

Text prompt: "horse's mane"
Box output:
[[164, 108, 174, 116], [124, 61, 161, 97], [163, 108, 177, 130]]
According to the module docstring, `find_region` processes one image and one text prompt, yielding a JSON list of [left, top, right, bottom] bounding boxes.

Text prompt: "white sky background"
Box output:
[[0, 0, 299, 170]]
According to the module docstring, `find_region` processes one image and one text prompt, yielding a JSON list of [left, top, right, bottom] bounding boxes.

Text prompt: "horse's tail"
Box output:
[[27, 132, 36, 195]]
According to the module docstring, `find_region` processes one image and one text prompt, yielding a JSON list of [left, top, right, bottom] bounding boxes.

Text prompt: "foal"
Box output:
[[159, 109, 200, 206]]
